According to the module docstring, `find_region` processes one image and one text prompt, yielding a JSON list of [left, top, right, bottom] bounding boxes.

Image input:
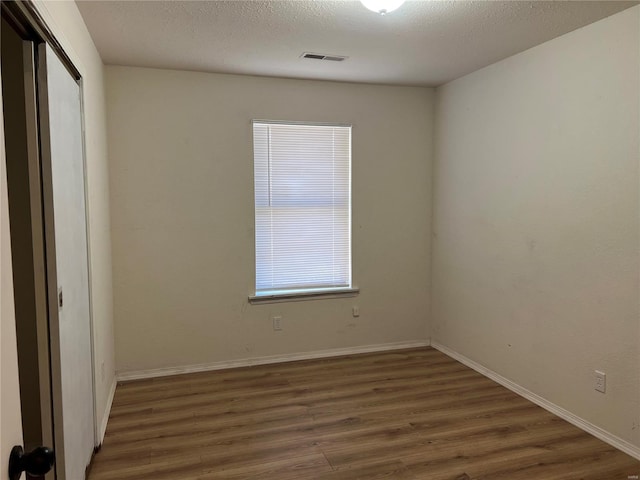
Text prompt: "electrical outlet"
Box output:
[[352, 306, 360, 317], [272, 315, 282, 331], [595, 370, 606, 393]]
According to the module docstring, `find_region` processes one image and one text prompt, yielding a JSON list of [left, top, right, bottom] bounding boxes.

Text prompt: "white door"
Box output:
[[38, 45, 95, 480], [1, 67, 25, 480]]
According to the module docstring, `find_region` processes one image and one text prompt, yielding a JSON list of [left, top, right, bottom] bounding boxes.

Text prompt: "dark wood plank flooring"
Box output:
[[89, 347, 640, 479]]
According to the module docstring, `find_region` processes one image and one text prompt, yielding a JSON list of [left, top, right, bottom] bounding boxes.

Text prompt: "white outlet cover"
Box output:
[[595, 370, 606, 393]]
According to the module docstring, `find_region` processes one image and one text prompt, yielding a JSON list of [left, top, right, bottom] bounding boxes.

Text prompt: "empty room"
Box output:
[[1, 0, 640, 479]]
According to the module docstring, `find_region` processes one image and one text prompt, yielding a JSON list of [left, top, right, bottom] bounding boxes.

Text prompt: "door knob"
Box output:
[[8, 445, 55, 480]]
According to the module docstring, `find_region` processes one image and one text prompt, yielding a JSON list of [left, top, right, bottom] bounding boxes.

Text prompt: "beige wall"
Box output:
[[33, 0, 115, 441], [432, 6, 640, 447], [106, 67, 433, 373]]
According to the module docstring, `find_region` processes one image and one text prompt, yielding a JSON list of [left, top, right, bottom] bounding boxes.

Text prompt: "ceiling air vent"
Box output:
[[301, 52, 347, 62]]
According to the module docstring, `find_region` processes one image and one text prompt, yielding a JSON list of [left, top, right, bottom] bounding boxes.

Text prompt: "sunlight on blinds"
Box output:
[[253, 121, 352, 295]]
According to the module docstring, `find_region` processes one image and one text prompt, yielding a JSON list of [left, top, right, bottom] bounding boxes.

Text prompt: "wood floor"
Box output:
[[89, 347, 640, 480]]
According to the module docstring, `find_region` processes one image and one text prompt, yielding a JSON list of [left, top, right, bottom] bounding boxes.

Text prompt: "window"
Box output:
[[251, 120, 354, 300]]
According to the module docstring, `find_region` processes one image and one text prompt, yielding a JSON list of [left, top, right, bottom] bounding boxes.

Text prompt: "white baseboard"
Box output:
[[98, 377, 117, 445], [116, 340, 429, 382], [431, 341, 640, 461]]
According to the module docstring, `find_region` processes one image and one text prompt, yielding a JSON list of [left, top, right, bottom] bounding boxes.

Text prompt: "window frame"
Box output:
[[249, 119, 358, 304]]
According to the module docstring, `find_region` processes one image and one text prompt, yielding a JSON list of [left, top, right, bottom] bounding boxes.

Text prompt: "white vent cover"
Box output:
[[301, 52, 347, 62]]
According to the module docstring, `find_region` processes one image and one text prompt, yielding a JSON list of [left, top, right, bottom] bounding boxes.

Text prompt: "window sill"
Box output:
[[249, 287, 359, 304]]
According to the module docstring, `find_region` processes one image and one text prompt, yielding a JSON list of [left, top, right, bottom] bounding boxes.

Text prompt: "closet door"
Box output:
[[38, 44, 95, 480]]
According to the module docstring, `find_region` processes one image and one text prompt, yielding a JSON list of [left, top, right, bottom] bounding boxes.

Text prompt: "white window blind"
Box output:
[[253, 121, 352, 296]]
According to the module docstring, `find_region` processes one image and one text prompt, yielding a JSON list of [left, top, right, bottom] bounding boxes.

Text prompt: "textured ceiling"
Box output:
[[76, 0, 638, 87]]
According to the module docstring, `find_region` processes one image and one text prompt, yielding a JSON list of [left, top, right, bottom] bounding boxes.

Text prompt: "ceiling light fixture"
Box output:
[[360, 0, 405, 15]]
